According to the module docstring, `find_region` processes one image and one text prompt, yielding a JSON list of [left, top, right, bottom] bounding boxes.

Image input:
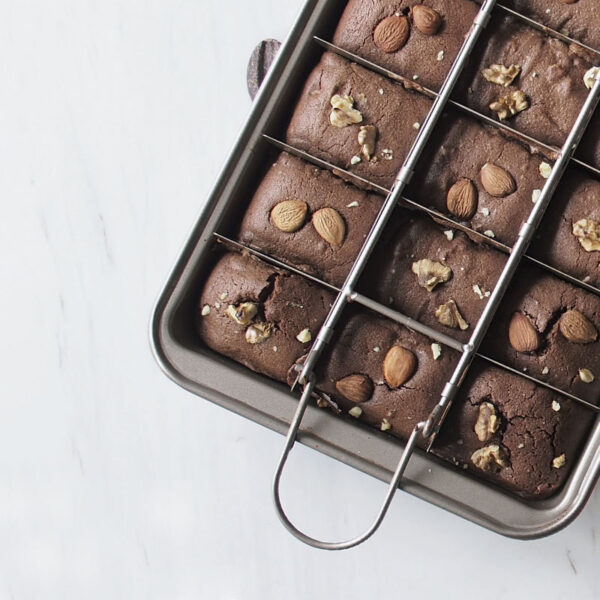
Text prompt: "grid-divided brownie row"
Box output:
[[195, 2, 600, 499]]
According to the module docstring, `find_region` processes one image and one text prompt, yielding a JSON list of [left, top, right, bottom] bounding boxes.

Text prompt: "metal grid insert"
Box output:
[[225, 0, 600, 550]]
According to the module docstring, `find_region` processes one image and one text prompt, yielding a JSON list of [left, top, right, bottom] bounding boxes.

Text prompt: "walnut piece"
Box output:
[[471, 445, 509, 473], [358, 125, 377, 161], [226, 302, 258, 325], [482, 63, 521, 87], [584, 67, 600, 90], [489, 90, 529, 120], [330, 94, 363, 128], [412, 259, 452, 292], [552, 454, 566, 469], [245, 322, 272, 344], [474, 402, 500, 443], [573, 218, 600, 252], [435, 300, 469, 330]]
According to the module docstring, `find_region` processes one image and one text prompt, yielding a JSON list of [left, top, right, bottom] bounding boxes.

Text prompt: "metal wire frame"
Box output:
[[226, 0, 600, 550], [270, 0, 502, 551]]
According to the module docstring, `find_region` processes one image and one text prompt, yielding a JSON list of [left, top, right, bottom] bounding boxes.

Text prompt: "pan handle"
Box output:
[[272, 374, 426, 550]]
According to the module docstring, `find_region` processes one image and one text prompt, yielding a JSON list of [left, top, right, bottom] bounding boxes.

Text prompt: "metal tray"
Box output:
[[150, 0, 600, 541]]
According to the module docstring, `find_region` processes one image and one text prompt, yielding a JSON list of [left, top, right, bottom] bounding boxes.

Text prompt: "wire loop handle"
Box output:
[[272, 374, 425, 550]]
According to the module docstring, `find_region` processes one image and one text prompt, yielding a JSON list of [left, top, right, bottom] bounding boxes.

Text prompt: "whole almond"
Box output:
[[412, 5, 442, 36], [374, 15, 410, 53], [383, 345, 417, 388], [335, 374, 374, 403], [508, 312, 540, 353], [270, 200, 308, 233], [480, 163, 516, 197], [312, 207, 346, 246], [447, 179, 478, 220], [559, 310, 598, 344]]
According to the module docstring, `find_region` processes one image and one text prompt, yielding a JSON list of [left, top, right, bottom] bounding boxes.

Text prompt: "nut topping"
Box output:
[[335, 374, 374, 403], [474, 402, 500, 443], [412, 5, 442, 36], [552, 454, 566, 469], [373, 15, 410, 53], [573, 218, 600, 252], [579, 368, 595, 384], [226, 302, 258, 325], [508, 312, 540, 353], [446, 178, 478, 220], [482, 63, 521, 87], [270, 200, 308, 233], [480, 163, 516, 197], [471, 445, 509, 473], [312, 207, 346, 246], [435, 300, 469, 330], [489, 90, 529, 120], [296, 328, 312, 343], [559, 310, 597, 344], [245, 322, 272, 344], [358, 125, 378, 161], [584, 67, 599, 90], [411, 259, 452, 292], [329, 94, 363, 128], [383, 345, 417, 388]]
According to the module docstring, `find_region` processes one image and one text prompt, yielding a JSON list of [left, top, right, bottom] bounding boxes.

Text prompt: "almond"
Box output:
[[312, 207, 346, 246], [559, 310, 598, 344], [383, 345, 417, 388], [270, 200, 308, 233], [335, 374, 374, 403], [508, 312, 540, 353], [412, 5, 442, 36], [446, 179, 478, 220], [373, 15, 410, 53], [480, 163, 516, 197]]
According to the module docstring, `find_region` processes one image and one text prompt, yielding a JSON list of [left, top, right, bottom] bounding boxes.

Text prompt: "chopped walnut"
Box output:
[[573, 218, 600, 252], [471, 445, 509, 473], [436, 300, 469, 330], [482, 63, 521, 87], [552, 454, 566, 469], [489, 90, 529, 120], [474, 402, 500, 443], [330, 94, 363, 128], [412, 259, 452, 292], [358, 125, 377, 161]]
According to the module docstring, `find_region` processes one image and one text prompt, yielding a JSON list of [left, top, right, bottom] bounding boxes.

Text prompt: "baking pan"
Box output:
[[151, 0, 600, 541]]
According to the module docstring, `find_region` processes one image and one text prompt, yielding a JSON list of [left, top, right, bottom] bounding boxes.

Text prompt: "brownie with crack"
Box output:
[[482, 265, 600, 403], [432, 361, 595, 499]]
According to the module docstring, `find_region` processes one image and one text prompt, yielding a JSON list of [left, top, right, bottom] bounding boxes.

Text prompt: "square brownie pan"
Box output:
[[151, 0, 600, 539]]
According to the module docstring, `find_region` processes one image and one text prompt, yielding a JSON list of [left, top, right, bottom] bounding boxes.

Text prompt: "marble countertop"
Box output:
[[2, 1, 599, 597]]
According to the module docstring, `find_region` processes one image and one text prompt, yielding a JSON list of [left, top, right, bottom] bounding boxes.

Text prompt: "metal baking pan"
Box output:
[[150, 0, 600, 541]]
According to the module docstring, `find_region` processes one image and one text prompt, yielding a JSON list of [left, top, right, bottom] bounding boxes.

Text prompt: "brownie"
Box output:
[[196, 252, 335, 382], [409, 111, 552, 246], [237, 152, 383, 288], [333, 0, 479, 91], [286, 51, 432, 190], [433, 361, 595, 499], [482, 265, 600, 403], [361, 209, 507, 343], [531, 168, 600, 288], [502, 0, 600, 52], [455, 14, 594, 152], [303, 309, 460, 442]]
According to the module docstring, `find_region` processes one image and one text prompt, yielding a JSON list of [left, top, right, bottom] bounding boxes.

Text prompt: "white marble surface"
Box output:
[[2, 1, 600, 598]]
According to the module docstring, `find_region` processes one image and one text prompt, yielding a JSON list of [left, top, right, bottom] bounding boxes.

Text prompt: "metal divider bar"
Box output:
[[214, 232, 600, 413], [263, 134, 600, 299], [314, 37, 600, 180], [424, 70, 600, 445]]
